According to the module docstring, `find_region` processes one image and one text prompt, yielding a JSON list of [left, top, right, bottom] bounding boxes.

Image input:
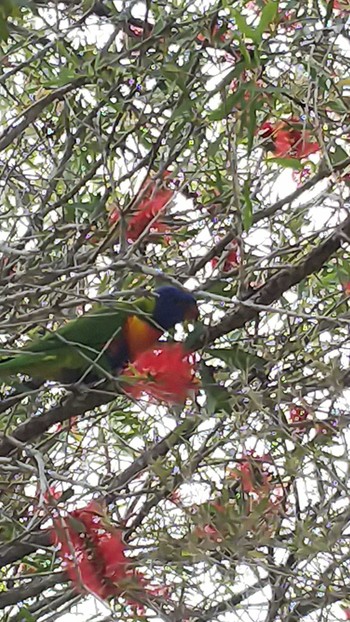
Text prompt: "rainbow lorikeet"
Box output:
[[0, 286, 199, 383]]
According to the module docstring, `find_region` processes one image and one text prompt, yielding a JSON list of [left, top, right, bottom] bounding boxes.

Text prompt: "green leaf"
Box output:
[[170, 96, 193, 120], [331, 145, 349, 167], [208, 346, 267, 372], [64, 200, 102, 222], [209, 88, 247, 122], [0, 15, 9, 41], [325, 0, 335, 23], [16, 608, 36, 622], [256, 0, 279, 41], [200, 363, 231, 415], [184, 322, 206, 351], [233, 10, 257, 42], [246, 97, 258, 153], [82, 0, 95, 11], [153, 16, 167, 35], [242, 193, 253, 231], [207, 133, 224, 157], [43, 68, 79, 87], [268, 157, 304, 170]]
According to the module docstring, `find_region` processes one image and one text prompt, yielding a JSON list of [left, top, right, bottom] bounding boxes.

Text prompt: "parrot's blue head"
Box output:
[[152, 286, 199, 330]]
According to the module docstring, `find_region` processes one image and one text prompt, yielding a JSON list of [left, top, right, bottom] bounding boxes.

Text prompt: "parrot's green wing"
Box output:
[[0, 297, 155, 382]]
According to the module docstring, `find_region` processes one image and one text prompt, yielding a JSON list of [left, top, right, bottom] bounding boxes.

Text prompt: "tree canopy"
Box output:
[[1, 1, 350, 621]]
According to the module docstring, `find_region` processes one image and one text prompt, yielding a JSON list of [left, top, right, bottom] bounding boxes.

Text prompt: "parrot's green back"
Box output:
[[0, 297, 155, 383]]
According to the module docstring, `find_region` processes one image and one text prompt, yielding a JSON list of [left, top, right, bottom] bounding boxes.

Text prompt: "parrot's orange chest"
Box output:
[[124, 315, 162, 361]]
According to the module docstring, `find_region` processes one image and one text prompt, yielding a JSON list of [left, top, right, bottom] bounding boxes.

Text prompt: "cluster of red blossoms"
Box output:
[[109, 172, 174, 242], [289, 405, 310, 435], [288, 404, 338, 437], [196, 20, 233, 45], [123, 343, 199, 405], [232, 451, 273, 494], [192, 452, 287, 543], [51, 500, 127, 599], [211, 240, 240, 272], [259, 117, 320, 160], [51, 500, 168, 609], [231, 452, 287, 534], [332, 0, 349, 12]]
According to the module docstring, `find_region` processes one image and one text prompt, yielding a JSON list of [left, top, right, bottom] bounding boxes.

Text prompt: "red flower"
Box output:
[[332, 0, 350, 10], [129, 24, 145, 37], [276, 10, 301, 32], [314, 421, 338, 437], [210, 501, 226, 513], [292, 165, 312, 187], [343, 282, 350, 295], [211, 241, 240, 272], [72, 501, 127, 584], [230, 452, 272, 495], [289, 405, 310, 434], [236, 461, 257, 493], [43, 486, 62, 505], [194, 524, 223, 542], [51, 515, 110, 599], [51, 501, 127, 599], [108, 172, 174, 242], [258, 118, 320, 160], [124, 572, 171, 615], [123, 343, 199, 405], [196, 20, 232, 45], [169, 490, 182, 505]]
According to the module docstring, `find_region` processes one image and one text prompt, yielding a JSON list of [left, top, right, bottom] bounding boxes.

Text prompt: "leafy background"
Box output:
[[0, 0, 350, 621]]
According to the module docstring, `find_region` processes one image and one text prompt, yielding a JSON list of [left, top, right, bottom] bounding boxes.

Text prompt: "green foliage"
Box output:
[[0, 1, 349, 621]]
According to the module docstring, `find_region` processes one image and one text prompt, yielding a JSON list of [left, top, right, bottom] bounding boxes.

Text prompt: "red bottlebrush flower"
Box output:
[[292, 165, 312, 187], [233, 460, 258, 493], [314, 421, 338, 437], [258, 121, 275, 140], [194, 524, 223, 542], [230, 452, 272, 494], [72, 501, 127, 584], [210, 501, 226, 513], [124, 571, 171, 615], [123, 343, 199, 405], [333, 0, 350, 9], [129, 24, 145, 37], [274, 129, 295, 156], [147, 583, 171, 599], [196, 20, 232, 45], [31, 485, 63, 518], [43, 486, 62, 505], [211, 241, 240, 272], [51, 515, 110, 599], [258, 118, 320, 161], [343, 282, 350, 295], [169, 490, 182, 505], [108, 208, 119, 225], [108, 172, 174, 242], [343, 607, 350, 620], [51, 501, 127, 600], [289, 405, 310, 434]]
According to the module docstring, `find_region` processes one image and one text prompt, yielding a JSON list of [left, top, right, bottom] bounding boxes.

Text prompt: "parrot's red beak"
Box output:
[[185, 302, 199, 322]]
